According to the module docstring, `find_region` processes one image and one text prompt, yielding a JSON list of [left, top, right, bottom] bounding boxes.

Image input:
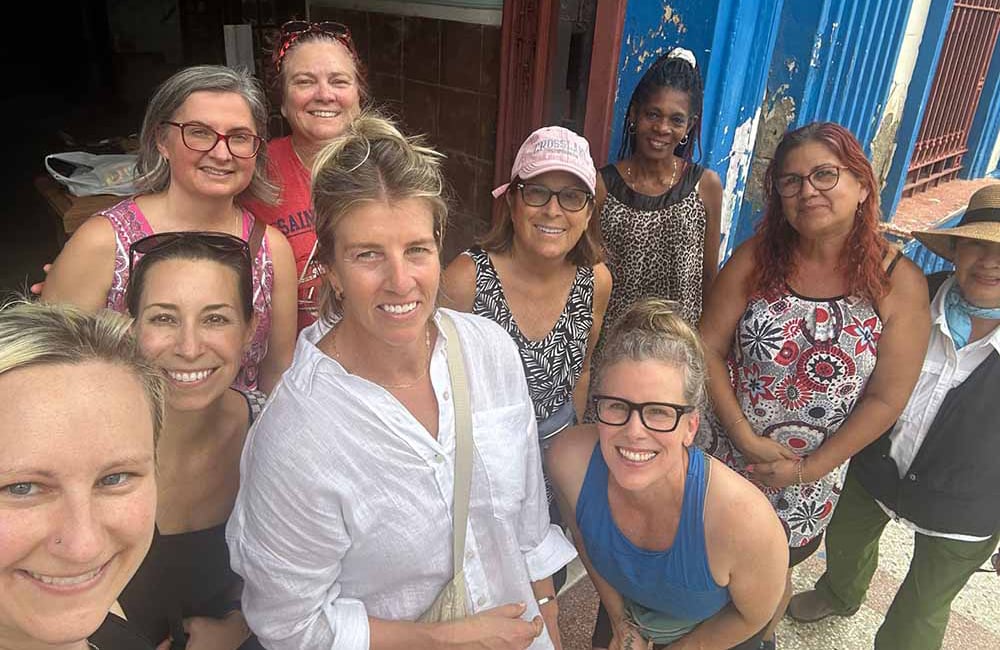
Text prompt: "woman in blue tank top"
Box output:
[[547, 298, 788, 650]]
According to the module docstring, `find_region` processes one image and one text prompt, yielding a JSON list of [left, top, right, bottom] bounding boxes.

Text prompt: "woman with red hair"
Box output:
[[698, 122, 930, 648]]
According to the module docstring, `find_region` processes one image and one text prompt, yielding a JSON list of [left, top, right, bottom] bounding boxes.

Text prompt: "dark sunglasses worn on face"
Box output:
[[774, 165, 850, 198], [161, 122, 263, 159], [592, 395, 695, 433], [516, 182, 593, 212]]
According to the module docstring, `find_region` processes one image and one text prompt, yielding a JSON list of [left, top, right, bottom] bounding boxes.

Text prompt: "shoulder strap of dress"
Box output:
[[248, 216, 266, 259], [885, 249, 905, 276]]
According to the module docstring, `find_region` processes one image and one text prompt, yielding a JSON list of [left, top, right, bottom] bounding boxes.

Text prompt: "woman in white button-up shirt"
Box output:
[[226, 113, 576, 650]]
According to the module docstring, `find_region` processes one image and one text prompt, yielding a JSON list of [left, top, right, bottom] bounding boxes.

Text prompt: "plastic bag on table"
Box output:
[[44, 151, 139, 197]]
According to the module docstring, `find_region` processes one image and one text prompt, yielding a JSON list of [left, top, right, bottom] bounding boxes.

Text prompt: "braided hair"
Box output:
[[618, 48, 704, 161]]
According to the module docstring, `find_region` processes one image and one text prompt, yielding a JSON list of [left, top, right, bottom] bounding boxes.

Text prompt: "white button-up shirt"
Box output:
[[879, 276, 1000, 541], [227, 309, 576, 649]]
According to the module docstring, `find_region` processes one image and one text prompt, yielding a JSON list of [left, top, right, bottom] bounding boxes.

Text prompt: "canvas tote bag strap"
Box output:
[[248, 216, 266, 260], [438, 312, 472, 578]]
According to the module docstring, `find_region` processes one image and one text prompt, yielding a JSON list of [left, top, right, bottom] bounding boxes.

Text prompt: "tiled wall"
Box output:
[[311, 7, 501, 261]]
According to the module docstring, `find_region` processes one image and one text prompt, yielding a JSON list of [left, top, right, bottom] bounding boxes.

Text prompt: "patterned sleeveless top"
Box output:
[[466, 247, 594, 422], [598, 163, 708, 329], [101, 198, 274, 391], [700, 287, 883, 547]]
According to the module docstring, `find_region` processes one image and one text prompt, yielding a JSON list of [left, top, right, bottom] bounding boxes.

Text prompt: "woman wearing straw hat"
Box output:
[[788, 184, 1000, 650]]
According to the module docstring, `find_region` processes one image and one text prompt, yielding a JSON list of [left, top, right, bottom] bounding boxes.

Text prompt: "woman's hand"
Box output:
[[747, 457, 802, 489], [608, 617, 650, 650], [739, 435, 797, 465], [29, 263, 52, 295], [438, 603, 544, 649], [154, 613, 250, 650]]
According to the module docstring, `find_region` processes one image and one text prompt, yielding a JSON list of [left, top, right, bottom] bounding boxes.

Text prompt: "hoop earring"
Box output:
[[627, 121, 636, 135], [679, 134, 689, 146]]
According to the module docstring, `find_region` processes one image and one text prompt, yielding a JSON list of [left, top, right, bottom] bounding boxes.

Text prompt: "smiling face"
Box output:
[[508, 170, 593, 261], [777, 140, 870, 241], [596, 358, 699, 493], [0, 361, 156, 648], [954, 238, 1000, 309], [326, 197, 441, 351], [630, 87, 693, 162], [158, 91, 258, 201], [281, 39, 362, 147], [134, 258, 253, 411]]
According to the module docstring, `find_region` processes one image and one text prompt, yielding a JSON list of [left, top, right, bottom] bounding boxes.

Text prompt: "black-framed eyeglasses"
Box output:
[[592, 395, 695, 433], [161, 121, 263, 159], [515, 182, 593, 212], [774, 165, 849, 197]]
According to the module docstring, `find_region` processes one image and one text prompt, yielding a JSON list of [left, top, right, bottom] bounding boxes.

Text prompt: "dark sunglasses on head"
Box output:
[[128, 232, 251, 276]]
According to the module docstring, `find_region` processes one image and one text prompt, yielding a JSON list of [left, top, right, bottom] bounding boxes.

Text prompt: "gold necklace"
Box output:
[[331, 324, 432, 390], [626, 156, 679, 190]]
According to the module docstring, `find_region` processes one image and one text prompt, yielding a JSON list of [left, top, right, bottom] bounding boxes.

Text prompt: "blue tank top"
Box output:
[[576, 444, 730, 624]]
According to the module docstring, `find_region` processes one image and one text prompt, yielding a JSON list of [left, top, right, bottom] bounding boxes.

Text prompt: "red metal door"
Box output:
[[905, 0, 1000, 196]]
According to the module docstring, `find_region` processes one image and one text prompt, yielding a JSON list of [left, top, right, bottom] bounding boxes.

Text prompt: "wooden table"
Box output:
[[34, 175, 123, 244]]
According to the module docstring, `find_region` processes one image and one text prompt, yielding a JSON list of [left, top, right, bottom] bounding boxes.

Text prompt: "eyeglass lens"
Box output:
[[595, 397, 684, 432], [174, 123, 261, 158], [776, 167, 841, 197], [519, 184, 591, 211]]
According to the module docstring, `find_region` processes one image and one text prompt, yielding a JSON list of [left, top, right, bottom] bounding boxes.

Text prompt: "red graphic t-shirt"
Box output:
[[247, 136, 322, 332]]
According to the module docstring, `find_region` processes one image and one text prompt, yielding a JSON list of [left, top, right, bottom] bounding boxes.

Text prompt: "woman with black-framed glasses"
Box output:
[[41, 65, 298, 394], [442, 126, 612, 439], [244, 19, 369, 332], [698, 121, 931, 648], [546, 298, 787, 650]]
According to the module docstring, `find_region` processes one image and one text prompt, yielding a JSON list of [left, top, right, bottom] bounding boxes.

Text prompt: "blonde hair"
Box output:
[[597, 298, 708, 410], [0, 300, 166, 442], [311, 110, 448, 322]]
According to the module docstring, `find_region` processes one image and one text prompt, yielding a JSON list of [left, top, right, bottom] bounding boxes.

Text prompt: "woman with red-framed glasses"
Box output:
[[244, 19, 369, 332], [42, 65, 298, 395]]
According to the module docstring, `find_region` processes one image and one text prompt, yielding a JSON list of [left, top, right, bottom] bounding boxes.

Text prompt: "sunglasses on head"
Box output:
[[128, 232, 251, 276], [274, 20, 357, 71]]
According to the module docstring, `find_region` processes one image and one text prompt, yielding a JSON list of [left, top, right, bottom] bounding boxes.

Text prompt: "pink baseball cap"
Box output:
[[492, 126, 597, 198]]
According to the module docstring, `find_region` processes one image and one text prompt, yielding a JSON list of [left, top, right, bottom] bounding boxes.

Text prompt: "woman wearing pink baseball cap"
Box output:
[[443, 125, 612, 443]]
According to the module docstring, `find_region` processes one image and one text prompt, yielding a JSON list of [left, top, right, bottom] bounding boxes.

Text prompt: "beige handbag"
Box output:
[[417, 313, 473, 623]]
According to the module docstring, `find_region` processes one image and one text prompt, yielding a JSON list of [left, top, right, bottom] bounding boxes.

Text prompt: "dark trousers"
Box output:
[[815, 470, 1000, 650]]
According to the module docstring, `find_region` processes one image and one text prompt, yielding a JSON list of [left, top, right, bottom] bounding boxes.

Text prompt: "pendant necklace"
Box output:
[[626, 156, 679, 191], [330, 324, 432, 390]]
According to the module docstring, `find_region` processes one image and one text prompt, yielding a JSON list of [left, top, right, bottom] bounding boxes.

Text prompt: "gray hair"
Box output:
[[311, 110, 448, 323], [0, 300, 166, 443], [135, 65, 278, 204], [597, 298, 708, 411]]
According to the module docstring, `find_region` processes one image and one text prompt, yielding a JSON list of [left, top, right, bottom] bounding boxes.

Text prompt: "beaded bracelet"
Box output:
[[796, 458, 805, 485]]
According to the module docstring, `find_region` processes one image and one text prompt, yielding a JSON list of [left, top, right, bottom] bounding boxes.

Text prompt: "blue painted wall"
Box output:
[[728, 0, 913, 249]]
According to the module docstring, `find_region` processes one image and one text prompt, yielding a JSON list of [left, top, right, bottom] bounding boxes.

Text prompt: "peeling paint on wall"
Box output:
[[720, 106, 762, 256], [870, 111, 901, 192], [810, 33, 823, 68], [745, 91, 797, 213]]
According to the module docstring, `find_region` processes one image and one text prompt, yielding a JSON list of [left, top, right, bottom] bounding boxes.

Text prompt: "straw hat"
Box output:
[[912, 184, 1000, 262]]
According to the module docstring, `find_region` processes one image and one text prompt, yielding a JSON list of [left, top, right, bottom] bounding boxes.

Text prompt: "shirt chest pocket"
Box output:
[[471, 404, 533, 520]]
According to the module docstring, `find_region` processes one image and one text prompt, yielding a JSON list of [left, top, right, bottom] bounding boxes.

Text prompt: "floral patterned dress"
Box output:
[[701, 287, 882, 547]]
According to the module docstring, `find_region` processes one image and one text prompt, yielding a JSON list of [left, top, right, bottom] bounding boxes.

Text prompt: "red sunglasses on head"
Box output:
[[274, 20, 357, 72]]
